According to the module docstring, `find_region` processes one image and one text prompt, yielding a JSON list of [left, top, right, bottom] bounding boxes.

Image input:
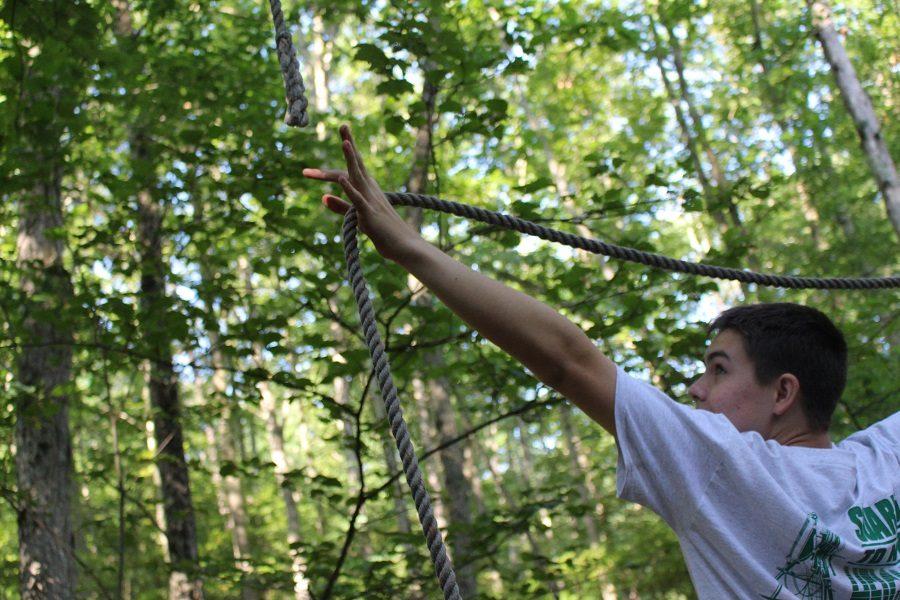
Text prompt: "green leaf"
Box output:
[[485, 98, 508, 115], [354, 43, 390, 71], [749, 185, 770, 199], [514, 177, 554, 194], [644, 172, 668, 187], [496, 230, 519, 248], [384, 114, 405, 135], [376, 79, 414, 97], [681, 188, 703, 212], [504, 58, 530, 74], [440, 99, 463, 114], [512, 200, 541, 220]]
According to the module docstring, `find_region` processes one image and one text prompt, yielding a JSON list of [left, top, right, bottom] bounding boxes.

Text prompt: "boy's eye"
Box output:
[[714, 365, 726, 375]]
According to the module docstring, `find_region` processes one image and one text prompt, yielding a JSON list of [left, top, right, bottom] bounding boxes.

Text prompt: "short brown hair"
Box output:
[[710, 303, 847, 432]]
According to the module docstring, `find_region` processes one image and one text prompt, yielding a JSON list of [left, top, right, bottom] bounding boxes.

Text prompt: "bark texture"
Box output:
[[241, 258, 313, 599], [193, 196, 256, 599], [112, 3, 204, 593], [401, 51, 479, 597], [748, 0, 826, 247], [202, 357, 257, 600], [16, 173, 77, 599], [137, 177, 203, 598], [13, 3, 81, 594], [257, 378, 313, 600], [807, 0, 900, 238]]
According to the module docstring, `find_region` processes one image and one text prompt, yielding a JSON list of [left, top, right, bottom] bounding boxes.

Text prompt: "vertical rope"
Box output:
[[267, 0, 310, 127], [343, 209, 463, 600], [265, 4, 459, 597]]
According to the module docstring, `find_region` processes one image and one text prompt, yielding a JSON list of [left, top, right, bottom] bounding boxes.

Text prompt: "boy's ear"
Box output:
[[772, 373, 801, 417]]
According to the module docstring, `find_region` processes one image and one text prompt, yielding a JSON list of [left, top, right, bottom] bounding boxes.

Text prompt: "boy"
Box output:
[[303, 125, 899, 598]]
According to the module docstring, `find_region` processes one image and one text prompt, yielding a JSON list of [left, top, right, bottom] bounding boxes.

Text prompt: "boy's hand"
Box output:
[[303, 124, 423, 263], [304, 129, 617, 435]]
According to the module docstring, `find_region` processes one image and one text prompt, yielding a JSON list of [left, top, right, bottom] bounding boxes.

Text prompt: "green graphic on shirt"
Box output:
[[848, 496, 899, 546], [762, 513, 842, 600], [763, 496, 900, 600], [846, 494, 900, 600]]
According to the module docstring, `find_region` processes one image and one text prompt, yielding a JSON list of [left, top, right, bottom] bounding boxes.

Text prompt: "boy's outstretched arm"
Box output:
[[303, 125, 618, 436]]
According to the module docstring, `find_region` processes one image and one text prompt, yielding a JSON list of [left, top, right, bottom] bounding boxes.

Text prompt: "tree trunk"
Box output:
[[112, 8, 204, 595], [514, 93, 608, 551], [513, 421, 555, 548], [748, 0, 835, 246], [484, 423, 520, 573], [423, 359, 478, 597], [410, 375, 449, 530], [143, 378, 172, 563], [480, 420, 565, 597], [238, 258, 313, 599], [370, 397, 414, 534], [460, 434, 487, 518], [326, 319, 365, 491], [806, 0, 900, 239], [332, 369, 373, 560], [11, 3, 82, 594], [200, 352, 258, 600], [369, 391, 424, 597], [401, 60, 479, 597], [325, 313, 374, 560], [138, 182, 204, 598], [15, 167, 77, 600], [257, 376, 313, 600], [110, 6, 203, 595], [517, 84, 616, 280], [309, 13, 334, 142], [191, 185, 257, 599], [508, 422, 564, 596], [661, 19, 747, 235], [650, 14, 757, 300], [558, 405, 601, 545], [649, 23, 726, 234]]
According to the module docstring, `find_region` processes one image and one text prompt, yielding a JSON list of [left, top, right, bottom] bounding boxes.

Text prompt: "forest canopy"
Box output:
[[1, 0, 897, 598]]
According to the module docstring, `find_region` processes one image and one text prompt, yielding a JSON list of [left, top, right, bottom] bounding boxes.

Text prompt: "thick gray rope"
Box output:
[[267, 0, 309, 127], [384, 192, 900, 290], [342, 209, 462, 600]]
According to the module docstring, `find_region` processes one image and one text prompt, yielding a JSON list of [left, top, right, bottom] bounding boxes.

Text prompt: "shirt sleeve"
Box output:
[[841, 411, 900, 456], [614, 365, 745, 530]]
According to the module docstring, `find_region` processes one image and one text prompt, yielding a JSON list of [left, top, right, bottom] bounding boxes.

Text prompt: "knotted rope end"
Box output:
[[284, 108, 310, 128]]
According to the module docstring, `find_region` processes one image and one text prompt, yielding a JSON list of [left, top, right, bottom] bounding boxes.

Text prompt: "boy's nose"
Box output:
[[688, 379, 704, 404]]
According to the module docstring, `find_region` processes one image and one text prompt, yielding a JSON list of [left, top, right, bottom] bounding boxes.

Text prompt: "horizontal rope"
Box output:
[[385, 192, 900, 290]]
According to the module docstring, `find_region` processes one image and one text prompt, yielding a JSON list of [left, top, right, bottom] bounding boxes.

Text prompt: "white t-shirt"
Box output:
[[614, 365, 900, 599]]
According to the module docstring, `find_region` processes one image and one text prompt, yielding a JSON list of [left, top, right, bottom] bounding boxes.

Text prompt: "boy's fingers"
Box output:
[[303, 167, 347, 182], [338, 175, 367, 207], [322, 194, 350, 215], [342, 141, 366, 183], [340, 125, 372, 179], [341, 125, 357, 155]]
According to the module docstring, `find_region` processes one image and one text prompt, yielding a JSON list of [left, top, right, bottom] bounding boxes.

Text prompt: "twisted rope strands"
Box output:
[[385, 193, 900, 290], [342, 209, 462, 600], [267, 0, 309, 127]]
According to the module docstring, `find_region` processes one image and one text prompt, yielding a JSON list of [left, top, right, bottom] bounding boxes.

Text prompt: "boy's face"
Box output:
[[688, 328, 779, 436]]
